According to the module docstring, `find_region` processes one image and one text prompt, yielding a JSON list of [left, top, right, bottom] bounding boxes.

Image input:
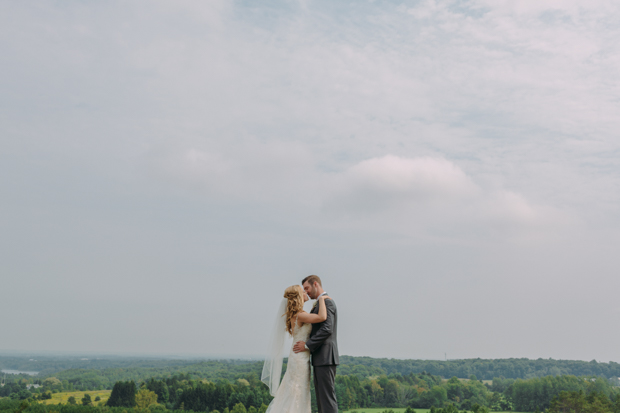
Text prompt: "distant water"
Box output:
[[1, 369, 39, 376]]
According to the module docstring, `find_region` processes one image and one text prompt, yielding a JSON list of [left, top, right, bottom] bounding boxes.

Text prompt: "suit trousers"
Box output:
[[313, 365, 338, 413]]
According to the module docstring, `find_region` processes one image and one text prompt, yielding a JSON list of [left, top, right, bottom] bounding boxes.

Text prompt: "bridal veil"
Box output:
[[261, 298, 287, 396]]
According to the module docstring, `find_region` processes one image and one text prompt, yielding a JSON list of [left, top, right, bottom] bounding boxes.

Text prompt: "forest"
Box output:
[[4, 356, 620, 389], [2, 355, 620, 413]]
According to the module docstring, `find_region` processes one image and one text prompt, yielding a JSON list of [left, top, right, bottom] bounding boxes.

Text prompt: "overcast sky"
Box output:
[[2, 0, 620, 362]]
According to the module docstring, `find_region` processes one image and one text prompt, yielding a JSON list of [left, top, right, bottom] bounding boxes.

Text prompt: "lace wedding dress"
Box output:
[[266, 322, 312, 413]]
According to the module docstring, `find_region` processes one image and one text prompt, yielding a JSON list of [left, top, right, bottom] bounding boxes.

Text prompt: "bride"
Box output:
[[262, 285, 331, 413]]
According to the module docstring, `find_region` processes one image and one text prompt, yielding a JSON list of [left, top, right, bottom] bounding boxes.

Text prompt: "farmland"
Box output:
[[37, 390, 111, 406]]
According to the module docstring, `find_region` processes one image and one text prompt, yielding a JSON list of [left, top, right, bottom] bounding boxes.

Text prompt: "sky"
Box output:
[[2, 0, 620, 362]]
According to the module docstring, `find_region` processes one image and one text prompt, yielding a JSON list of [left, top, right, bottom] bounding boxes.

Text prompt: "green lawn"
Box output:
[[343, 409, 526, 413], [343, 409, 426, 413]]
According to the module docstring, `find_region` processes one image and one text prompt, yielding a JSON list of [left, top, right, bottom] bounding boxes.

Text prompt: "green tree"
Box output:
[[81, 393, 92, 406], [146, 379, 170, 404], [17, 389, 32, 400], [67, 396, 77, 405], [426, 386, 447, 407], [384, 379, 399, 407], [487, 392, 513, 411], [43, 377, 63, 391], [585, 392, 613, 413], [107, 380, 137, 407], [369, 380, 384, 406], [232, 402, 248, 413], [472, 404, 490, 413], [549, 391, 587, 413], [16, 401, 29, 413], [136, 388, 159, 410]]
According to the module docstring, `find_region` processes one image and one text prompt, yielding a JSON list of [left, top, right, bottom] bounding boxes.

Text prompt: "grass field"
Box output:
[[343, 408, 429, 413], [342, 409, 526, 413], [38, 390, 111, 405]]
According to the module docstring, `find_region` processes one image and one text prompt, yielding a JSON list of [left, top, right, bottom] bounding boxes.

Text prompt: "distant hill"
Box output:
[[2, 354, 620, 382], [338, 356, 620, 380]]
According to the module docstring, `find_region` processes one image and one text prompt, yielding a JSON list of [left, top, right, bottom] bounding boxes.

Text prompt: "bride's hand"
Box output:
[[320, 295, 331, 300]]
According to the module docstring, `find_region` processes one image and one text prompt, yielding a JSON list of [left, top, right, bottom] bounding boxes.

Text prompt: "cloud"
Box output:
[[157, 148, 570, 241], [325, 155, 478, 212], [475, 0, 616, 17], [155, 139, 319, 205], [320, 155, 571, 240]]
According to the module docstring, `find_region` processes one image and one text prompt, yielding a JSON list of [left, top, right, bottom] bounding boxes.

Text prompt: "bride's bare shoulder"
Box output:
[[296, 311, 311, 325]]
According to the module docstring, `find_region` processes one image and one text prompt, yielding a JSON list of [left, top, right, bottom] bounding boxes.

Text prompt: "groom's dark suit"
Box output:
[[306, 296, 339, 413]]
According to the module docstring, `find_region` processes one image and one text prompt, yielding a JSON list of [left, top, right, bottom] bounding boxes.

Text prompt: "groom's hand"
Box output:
[[293, 341, 306, 353]]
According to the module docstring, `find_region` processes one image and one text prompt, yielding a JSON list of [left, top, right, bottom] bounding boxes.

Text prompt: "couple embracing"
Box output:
[[261, 275, 339, 413]]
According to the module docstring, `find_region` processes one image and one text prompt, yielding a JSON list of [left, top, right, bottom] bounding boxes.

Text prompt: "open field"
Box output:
[[38, 390, 111, 405], [343, 409, 526, 413], [343, 409, 427, 413]]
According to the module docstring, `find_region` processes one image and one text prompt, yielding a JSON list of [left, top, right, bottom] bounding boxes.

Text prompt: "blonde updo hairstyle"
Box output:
[[283, 285, 304, 335]]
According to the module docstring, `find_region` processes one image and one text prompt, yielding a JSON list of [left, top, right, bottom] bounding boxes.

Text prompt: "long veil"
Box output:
[[261, 298, 287, 396]]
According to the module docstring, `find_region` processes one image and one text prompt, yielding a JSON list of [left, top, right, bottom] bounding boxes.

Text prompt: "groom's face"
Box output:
[[303, 281, 317, 299]]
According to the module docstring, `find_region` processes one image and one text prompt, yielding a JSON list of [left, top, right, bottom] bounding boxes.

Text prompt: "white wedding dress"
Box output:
[[265, 322, 312, 413]]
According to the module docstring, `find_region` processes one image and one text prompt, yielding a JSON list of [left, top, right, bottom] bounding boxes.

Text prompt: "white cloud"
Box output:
[[345, 156, 475, 197], [325, 155, 478, 212], [320, 155, 571, 241], [476, 0, 616, 18], [156, 139, 320, 204], [158, 148, 570, 241]]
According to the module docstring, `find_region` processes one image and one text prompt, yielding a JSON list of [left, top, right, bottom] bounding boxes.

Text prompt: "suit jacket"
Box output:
[[306, 297, 339, 367]]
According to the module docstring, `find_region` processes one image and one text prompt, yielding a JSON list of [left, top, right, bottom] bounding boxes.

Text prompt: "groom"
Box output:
[[293, 275, 339, 413]]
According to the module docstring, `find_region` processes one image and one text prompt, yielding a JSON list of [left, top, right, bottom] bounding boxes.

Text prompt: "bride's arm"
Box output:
[[297, 296, 330, 324]]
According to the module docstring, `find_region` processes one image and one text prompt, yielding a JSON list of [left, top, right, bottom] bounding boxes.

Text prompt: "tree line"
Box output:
[[4, 355, 620, 413], [338, 357, 620, 381], [5, 370, 620, 413], [5, 356, 620, 390]]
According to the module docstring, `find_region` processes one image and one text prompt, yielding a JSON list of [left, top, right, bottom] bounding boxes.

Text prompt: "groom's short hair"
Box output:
[[302, 275, 322, 287]]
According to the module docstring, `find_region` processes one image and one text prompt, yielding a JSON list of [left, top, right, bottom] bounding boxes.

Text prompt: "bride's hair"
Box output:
[[283, 285, 304, 335]]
